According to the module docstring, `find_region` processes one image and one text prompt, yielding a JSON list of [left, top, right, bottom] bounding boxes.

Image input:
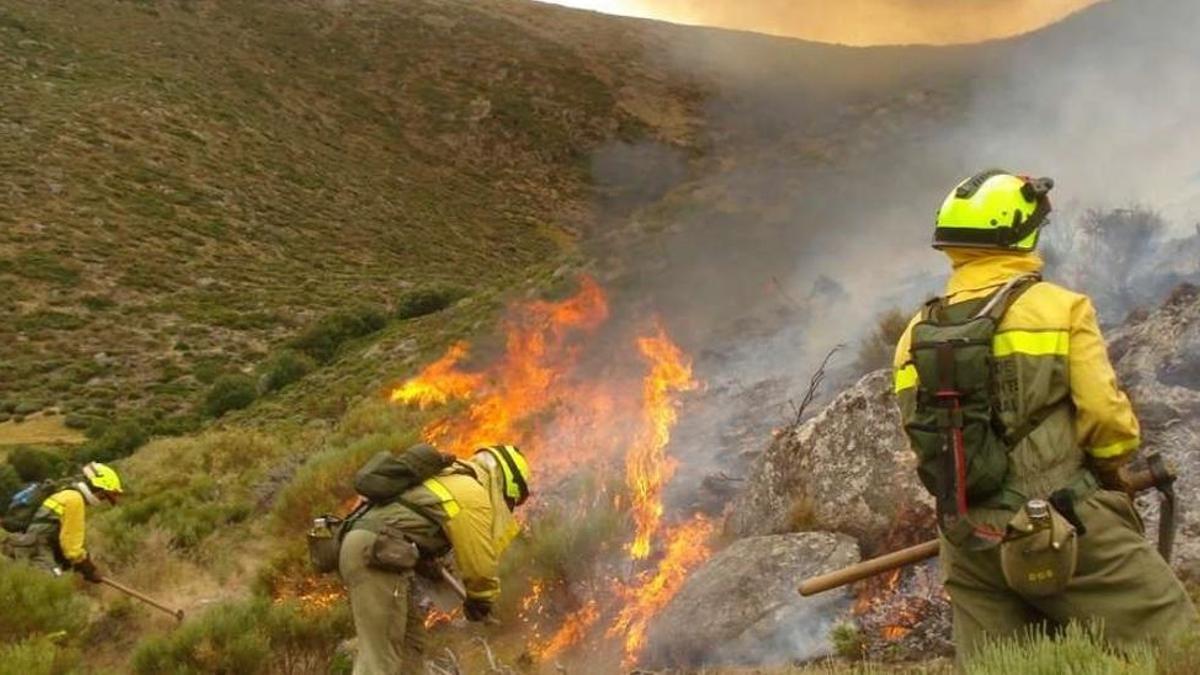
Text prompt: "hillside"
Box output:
[[0, 0, 701, 435]]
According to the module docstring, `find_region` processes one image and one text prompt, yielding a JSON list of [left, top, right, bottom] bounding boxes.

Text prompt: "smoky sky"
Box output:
[[540, 0, 1100, 46], [579, 0, 1200, 501]]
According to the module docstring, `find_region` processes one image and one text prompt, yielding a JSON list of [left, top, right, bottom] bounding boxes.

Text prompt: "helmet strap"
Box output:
[[74, 481, 101, 506]]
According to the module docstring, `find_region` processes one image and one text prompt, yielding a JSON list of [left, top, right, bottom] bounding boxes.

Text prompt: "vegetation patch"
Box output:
[[395, 283, 470, 320]]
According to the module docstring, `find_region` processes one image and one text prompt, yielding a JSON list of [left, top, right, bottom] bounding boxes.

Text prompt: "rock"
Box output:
[[1108, 283, 1200, 581], [725, 370, 934, 551], [642, 532, 859, 668]]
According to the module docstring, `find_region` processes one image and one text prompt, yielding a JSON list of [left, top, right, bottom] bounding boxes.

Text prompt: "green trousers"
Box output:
[[0, 527, 64, 575], [339, 528, 426, 675], [941, 489, 1197, 664]]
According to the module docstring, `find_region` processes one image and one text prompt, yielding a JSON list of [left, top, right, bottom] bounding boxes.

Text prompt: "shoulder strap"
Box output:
[[974, 273, 1041, 322]]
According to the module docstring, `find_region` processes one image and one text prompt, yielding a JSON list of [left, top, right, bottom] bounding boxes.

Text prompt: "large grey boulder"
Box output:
[[642, 532, 859, 668], [724, 370, 935, 550], [1108, 283, 1200, 581]]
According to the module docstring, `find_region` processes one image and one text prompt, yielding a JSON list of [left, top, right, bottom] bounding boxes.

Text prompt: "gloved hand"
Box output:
[[463, 597, 493, 623], [74, 557, 102, 583]]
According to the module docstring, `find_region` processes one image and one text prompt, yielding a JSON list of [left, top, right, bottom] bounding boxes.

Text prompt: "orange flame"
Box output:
[[627, 326, 697, 559], [424, 606, 462, 630], [390, 277, 610, 471], [534, 599, 600, 661], [389, 342, 481, 409], [608, 515, 715, 665]]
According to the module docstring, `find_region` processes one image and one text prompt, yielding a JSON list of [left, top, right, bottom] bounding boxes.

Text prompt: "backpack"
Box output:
[[904, 274, 1040, 544], [2, 480, 68, 534], [307, 444, 455, 574]]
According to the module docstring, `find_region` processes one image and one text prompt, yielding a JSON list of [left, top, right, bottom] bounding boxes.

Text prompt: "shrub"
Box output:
[[77, 418, 149, 463], [62, 413, 91, 430], [13, 400, 42, 416], [968, 622, 1154, 675], [0, 464, 23, 510], [830, 622, 866, 660], [258, 350, 317, 394], [394, 283, 468, 320], [131, 598, 352, 675], [855, 307, 911, 374], [0, 635, 82, 675], [0, 561, 89, 642], [271, 431, 416, 534], [290, 306, 388, 364], [7, 446, 68, 482], [203, 374, 257, 418]]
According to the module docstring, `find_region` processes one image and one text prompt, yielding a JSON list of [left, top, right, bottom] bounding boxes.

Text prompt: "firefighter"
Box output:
[[892, 170, 1197, 661], [1, 461, 123, 582], [339, 444, 531, 675]]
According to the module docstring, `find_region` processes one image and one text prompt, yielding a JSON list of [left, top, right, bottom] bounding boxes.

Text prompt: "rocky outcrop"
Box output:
[[724, 370, 935, 551], [1109, 283, 1200, 581], [642, 532, 859, 668]]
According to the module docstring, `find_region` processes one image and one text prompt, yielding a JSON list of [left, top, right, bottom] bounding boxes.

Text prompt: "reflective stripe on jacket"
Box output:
[[34, 489, 88, 563], [893, 251, 1140, 509]]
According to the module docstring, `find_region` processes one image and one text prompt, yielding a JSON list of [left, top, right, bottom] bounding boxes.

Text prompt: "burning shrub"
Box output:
[[131, 598, 352, 675]]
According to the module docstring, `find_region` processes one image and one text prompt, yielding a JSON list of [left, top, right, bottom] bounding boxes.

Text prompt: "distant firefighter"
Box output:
[[2, 461, 123, 584], [892, 170, 1197, 661]]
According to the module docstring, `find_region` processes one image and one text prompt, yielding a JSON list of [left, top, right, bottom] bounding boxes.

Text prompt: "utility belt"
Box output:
[[939, 468, 1098, 549]]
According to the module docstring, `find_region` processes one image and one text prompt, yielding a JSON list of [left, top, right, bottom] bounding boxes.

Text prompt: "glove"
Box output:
[[463, 597, 493, 623], [74, 557, 102, 584]]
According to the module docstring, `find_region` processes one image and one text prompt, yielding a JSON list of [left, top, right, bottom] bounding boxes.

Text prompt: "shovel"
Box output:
[[99, 575, 185, 622]]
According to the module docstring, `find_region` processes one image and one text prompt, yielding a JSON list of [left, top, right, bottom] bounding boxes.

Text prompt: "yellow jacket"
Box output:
[[894, 250, 1140, 462], [39, 488, 89, 563], [359, 459, 520, 602]]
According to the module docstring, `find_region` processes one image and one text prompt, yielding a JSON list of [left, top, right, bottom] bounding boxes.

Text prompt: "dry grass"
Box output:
[[0, 412, 85, 446]]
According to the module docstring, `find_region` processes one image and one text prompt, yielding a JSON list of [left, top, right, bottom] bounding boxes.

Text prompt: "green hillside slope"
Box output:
[[0, 0, 695, 436]]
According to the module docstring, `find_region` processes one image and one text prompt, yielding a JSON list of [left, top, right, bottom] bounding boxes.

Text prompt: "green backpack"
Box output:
[[1, 480, 69, 534], [904, 274, 1039, 543], [307, 444, 455, 574]]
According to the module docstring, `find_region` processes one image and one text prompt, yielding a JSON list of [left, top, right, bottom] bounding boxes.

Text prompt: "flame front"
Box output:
[[608, 515, 715, 664], [534, 599, 600, 661], [389, 277, 712, 665], [627, 327, 697, 559]]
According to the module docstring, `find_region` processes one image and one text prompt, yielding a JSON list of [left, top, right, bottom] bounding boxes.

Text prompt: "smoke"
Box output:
[[540, 0, 1101, 46], [574, 0, 1200, 662]]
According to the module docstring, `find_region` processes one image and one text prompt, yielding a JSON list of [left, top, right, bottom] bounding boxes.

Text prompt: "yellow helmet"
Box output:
[[476, 445, 531, 507], [934, 169, 1054, 251], [83, 462, 123, 495]]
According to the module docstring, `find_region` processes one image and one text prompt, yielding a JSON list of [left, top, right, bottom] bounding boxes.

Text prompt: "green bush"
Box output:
[[13, 400, 42, 416], [0, 561, 89, 642], [77, 418, 149, 463], [257, 349, 317, 394], [289, 306, 388, 364], [394, 283, 468, 320], [967, 622, 1154, 675], [62, 413, 91, 430], [0, 635, 82, 675], [131, 598, 352, 675], [0, 464, 23, 510], [271, 431, 416, 534], [203, 374, 257, 418], [7, 446, 68, 482]]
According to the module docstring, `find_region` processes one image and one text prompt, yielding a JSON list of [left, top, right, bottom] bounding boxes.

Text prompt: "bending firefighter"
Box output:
[[892, 170, 1197, 660], [1, 461, 123, 582], [329, 443, 530, 675]]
